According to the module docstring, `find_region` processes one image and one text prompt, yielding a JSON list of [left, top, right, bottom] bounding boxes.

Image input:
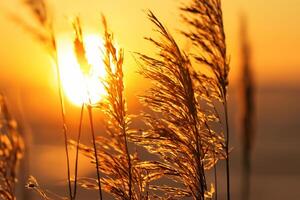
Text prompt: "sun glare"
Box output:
[[57, 34, 106, 106]]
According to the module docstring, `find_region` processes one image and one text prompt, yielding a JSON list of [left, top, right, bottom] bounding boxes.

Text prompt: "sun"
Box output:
[[56, 34, 106, 106]]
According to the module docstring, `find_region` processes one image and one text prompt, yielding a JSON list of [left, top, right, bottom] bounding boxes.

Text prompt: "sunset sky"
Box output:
[[0, 1, 299, 199], [0, 0, 300, 93]]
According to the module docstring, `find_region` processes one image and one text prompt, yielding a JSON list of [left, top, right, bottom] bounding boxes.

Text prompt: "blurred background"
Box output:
[[0, 0, 300, 199]]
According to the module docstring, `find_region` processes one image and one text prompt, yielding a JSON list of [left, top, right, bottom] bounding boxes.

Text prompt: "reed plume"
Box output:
[[17, 0, 73, 199], [133, 11, 225, 199], [69, 16, 153, 200], [181, 1, 231, 199], [0, 94, 24, 200], [239, 15, 255, 200], [100, 16, 133, 199]]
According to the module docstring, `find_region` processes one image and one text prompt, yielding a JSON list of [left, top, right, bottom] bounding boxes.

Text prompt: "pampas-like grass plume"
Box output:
[[0, 94, 24, 200], [181, 1, 231, 199], [132, 11, 225, 200]]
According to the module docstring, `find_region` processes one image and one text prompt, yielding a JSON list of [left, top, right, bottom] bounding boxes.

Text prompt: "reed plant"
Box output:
[[132, 11, 225, 200], [72, 17, 103, 200], [181, 1, 230, 199], [0, 94, 24, 200], [11, 0, 232, 200], [239, 15, 255, 200], [70, 16, 155, 200], [16, 0, 73, 199]]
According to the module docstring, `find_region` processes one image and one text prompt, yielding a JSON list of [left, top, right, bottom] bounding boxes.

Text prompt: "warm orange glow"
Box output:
[[57, 34, 106, 106]]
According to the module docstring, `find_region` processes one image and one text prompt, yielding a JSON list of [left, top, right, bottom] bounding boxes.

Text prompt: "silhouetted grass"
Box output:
[[10, 1, 233, 200], [181, 1, 230, 199], [132, 11, 225, 200]]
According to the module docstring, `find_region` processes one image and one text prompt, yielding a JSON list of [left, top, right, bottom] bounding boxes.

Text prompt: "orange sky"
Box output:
[[0, 0, 299, 187], [0, 0, 300, 91]]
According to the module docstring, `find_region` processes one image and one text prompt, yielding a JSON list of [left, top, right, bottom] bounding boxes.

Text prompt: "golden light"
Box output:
[[56, 34, 106, 106]]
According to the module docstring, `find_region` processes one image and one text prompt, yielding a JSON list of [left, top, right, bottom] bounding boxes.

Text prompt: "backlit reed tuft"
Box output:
[[0, 94, 24, 200], [18, 1, 73, 199], [73, 17, 90, 75], [132, 11, 225, 200], [181, 1, 231, 199]]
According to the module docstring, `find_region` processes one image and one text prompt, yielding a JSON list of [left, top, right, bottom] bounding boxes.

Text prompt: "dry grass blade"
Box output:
[[181, 1, 231, 199], [0, 94, 24, 200], [72, 104, 84, 199], [132, 11, 225, 200]]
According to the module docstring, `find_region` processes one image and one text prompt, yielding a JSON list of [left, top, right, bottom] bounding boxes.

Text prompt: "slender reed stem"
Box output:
[[205, 121, 218, 200], [214, 156, 218, 200], [87, 105, 103, 200], [193, 121, 206, 200], [121, 122, 132, 199], [53, 50, 73, 200], [224, 97, 230, 200], [73, 103, 84, 199], [118, 79, 132, 199]]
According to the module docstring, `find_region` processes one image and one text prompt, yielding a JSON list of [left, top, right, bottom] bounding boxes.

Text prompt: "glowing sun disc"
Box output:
[[57, 34, 106, 106]]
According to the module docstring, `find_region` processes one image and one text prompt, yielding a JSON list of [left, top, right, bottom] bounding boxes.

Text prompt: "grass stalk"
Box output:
[[214, 161, 218, 200], [223, 97, 230, 200], [72, 16, 103, 199], [16, 1, 74, 198], [121, 121, 132, 199], [53, 51, 73, 200], [72, 103, 84, 199], [87, 105, 103, 200]]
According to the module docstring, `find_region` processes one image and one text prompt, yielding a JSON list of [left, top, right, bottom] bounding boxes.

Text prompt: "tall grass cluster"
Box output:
[[1, 0, 247, 199]]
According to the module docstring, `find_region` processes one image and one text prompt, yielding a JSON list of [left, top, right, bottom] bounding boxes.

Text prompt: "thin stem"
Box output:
[[193, 121, 206, 200], [87, 105, 103, 200], [118, 78, 132, 199], [121, 122, 132, 199], [214, 159, 218, 200], [205, 121, 218, 200], [224, 97, 230, 200], [53, 51, 73, 200], [73, 103, 84, 199]]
